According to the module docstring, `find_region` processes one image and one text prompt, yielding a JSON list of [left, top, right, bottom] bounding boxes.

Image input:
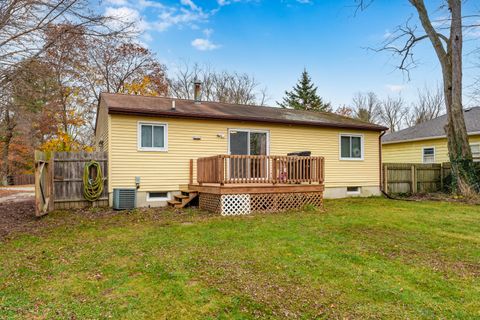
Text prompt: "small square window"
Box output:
[[340, 134, 363, 160], [347, 186, 361, 194], [423, 147, 435, 163], [139, 123, 167, 151], [147, 192, 169, 201]]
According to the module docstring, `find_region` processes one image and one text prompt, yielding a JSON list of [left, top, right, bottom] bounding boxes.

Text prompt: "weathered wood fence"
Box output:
[[35, 151, 108, 216], [382, 162, 480, 194], [7, 174, 35, 185], [383, 163, 446, 194]]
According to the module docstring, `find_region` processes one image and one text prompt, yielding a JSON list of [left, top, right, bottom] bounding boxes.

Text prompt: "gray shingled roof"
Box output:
[[382, 107, 480, 144]]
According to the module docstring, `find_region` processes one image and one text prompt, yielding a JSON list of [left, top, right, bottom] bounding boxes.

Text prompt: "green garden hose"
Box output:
[[83, 160, 103, 202]]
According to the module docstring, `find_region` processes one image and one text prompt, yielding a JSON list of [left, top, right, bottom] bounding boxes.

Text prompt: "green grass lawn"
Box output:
[[1, 198, 479, 319]]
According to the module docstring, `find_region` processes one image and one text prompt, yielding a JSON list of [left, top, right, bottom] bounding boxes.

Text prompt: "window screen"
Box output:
[[340, 135, 362, 159], [141, 125, 153, 148], [423, 148, 435, 163], [140, 124, 166, 150], [153, 126, 165, 148], [347, 186, 360, 193], [148, 192, 168, 199]]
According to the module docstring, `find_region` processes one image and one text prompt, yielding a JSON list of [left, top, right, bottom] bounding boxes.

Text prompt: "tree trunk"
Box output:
[[444, 0, 476, 195], [413, 0, 477, 195], [1, 107, 13, 186]]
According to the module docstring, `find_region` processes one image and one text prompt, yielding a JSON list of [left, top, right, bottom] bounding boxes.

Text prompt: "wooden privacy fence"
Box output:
[[35, 151, 108, 216], [383, 163, 447, 194], [8, 174, 34, 185], [383, 162, 480, 194]]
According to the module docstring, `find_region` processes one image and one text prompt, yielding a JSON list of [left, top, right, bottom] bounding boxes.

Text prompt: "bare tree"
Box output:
[[257, 86, 271, 106], [0, 0, 130, 185], [335, 105, 354, 118], [0, 0, 127, 84], [352, 92, 380, 123], [0, 58, 56, 185], [79, 36, 168, 137], [169, 62, 268, 105], [378, 96, 406, 132], [405, 84, 445, 127], [357, 0, 479, 194]]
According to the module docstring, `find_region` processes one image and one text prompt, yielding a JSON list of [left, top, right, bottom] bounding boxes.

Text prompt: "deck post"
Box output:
[[320, 157, 325, 183], [189, 159, 193, 185], [272, 157, 277, 184], [218, 155, 225, 185]]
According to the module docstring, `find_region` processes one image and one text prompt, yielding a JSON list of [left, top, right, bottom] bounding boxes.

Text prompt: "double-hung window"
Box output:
[[422, 147, 435, 163], [340, 134, 363, 160], [138, 122, 167, 151]]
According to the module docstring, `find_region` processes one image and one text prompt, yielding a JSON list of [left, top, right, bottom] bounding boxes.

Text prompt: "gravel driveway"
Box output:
[[0, 185, 36, 240]]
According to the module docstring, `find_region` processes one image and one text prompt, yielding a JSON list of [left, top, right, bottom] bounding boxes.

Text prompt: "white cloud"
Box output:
[[217, 0, 244, 6], [203, 28, 214, 37], [296, 0, 312, 3], [191, 38, 220, 51], [181, 0, 198, 11], [106, 0, 129, 5], [105, 6, 149, 33], [155, 6, 209, 31], [431, 16, 449, 28], [386, 84, 406, 93], [465, 20, 480, 39], [142, 32, 153, 42], [138, 0, 166, 9], [383, 30, 393, 39]]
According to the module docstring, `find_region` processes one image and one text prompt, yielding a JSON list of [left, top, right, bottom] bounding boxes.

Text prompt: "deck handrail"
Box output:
[[196, 154, 324, 185]]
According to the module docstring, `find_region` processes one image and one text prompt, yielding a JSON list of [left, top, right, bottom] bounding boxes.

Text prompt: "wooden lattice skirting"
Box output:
[[199, 193, 222, 213], [199, 192, 323, 216]]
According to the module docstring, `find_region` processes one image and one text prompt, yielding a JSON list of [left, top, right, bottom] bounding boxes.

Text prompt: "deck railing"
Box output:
[[196, 155, 324, 185]]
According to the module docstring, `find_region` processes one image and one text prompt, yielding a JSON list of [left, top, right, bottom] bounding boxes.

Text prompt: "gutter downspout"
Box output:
[[379, 130, 387, 194], [379, 130, 414, 201]]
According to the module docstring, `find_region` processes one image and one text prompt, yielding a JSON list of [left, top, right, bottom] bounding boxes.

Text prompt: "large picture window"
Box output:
[[422, 147, 435, 163], [138, 122, 167, 151], [340, 134, 363, 160]]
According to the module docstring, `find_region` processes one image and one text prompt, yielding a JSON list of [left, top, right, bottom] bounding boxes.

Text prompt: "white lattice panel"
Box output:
[[221, 194, 251, 216]]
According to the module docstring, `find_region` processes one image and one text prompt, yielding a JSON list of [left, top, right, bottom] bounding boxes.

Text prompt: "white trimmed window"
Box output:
[[471, 144, 480, 161], [346, 186, 361, 194], [147, 192, 170, 201], [340, 134, 364, 160], [422, 147, 435, 163], [138, 122, 167, 151]]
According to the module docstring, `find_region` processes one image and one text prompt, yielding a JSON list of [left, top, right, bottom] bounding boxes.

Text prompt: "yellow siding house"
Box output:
[[382, 107, 480, 163], [95, 93, 387, 208]]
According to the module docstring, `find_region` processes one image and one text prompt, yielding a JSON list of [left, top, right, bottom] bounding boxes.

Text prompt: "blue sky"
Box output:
[[104, 0, 480, 107]]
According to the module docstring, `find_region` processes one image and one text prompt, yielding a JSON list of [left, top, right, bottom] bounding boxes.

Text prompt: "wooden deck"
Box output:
[[188, 183, 324, 195], [189, 155, 325, 215]]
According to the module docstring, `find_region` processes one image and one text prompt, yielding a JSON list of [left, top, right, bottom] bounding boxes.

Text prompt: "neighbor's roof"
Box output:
[[100, 93, 387, 131], [382, 107, 480, 144]]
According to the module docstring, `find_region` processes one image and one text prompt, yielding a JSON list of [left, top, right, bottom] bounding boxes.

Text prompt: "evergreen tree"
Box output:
[[277, 69, 331, 112]]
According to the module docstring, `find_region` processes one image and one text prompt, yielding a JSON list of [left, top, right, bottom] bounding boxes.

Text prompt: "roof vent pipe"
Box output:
[[194, 79, 201, 104], [171, 100, 176, 110]]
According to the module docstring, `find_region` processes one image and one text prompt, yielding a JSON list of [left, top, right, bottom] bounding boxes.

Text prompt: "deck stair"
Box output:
[[167, 190, 198, 209]]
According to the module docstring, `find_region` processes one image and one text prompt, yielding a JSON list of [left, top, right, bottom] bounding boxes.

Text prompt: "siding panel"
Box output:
[[382, 135, 480, 163], [109, 115, 381, 192]]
